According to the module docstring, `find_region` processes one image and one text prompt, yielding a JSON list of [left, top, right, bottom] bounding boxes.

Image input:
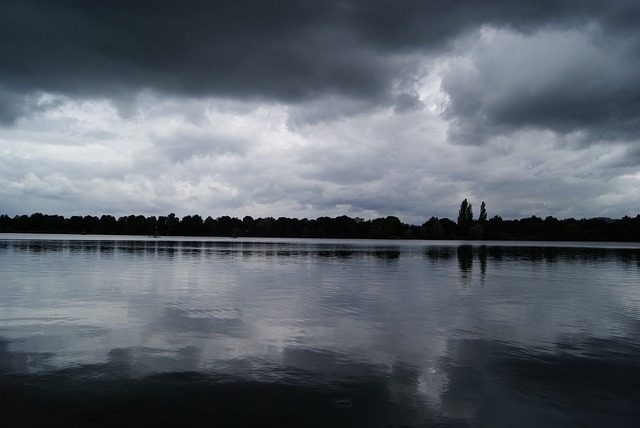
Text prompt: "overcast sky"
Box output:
[[2, 0, 639, 224]]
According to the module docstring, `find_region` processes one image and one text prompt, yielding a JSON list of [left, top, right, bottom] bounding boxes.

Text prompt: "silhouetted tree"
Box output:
[[203, 216, 217, 236], [369, 216, 403, 239], [478, 201, 487, 224], [333, 215, 358, 238], [83, 215, 99, 233], [166, 213, 179, 235], [216, 216, 242, 236], [180, 215, 204, 236], [156, 216, 168, 235], [457, 199, 474, 238], [242, 216, 255, 235], [97, 215, 117, 234], [420, 217, 445, 239], [68, 216, 84, 233], [0, 214, 11, 232], [255, 217, 275, 236], [144, 216, 157, 236]]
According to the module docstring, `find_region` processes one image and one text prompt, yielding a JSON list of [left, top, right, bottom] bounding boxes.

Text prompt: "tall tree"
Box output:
[[478, 201, 487, 225], [457, 198, 474, 238]]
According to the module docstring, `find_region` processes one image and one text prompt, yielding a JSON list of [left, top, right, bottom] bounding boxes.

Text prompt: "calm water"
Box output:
[[1, 234, 639, 427]]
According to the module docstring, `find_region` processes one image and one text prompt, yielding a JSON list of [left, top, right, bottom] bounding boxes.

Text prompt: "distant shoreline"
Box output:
[[2, 212, 639, 242]]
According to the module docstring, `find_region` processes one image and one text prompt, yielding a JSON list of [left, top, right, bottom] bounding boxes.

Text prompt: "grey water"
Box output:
[[1, 234, 639, 427]]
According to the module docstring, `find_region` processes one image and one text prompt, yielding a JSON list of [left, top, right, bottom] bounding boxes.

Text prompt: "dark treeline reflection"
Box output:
[[4, 238, 640, 268], [4, 211, 640, 241], [0, 238, 410, 261], [423, 244, 640, 268]]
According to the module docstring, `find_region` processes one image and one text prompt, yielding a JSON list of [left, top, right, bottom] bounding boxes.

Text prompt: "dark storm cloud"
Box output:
[[0, 0, 403, 121], [0, 85, 65, 125], [442, 26, 640, 145], [2, 0, 638, 125]]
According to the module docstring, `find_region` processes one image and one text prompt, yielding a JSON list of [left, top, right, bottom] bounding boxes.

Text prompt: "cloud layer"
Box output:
[[1, 0, 640, 222]]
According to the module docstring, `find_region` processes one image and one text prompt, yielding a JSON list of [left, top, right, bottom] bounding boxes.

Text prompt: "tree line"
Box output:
[[1, 200, 640, 241], [0, 213, 416, 239]]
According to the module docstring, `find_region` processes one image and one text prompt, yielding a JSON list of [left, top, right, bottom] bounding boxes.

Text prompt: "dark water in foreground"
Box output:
[[1, 235, 639, 427]]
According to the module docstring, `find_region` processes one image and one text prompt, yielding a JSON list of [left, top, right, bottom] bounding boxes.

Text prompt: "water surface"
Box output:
[[1, 235, 639, 427]]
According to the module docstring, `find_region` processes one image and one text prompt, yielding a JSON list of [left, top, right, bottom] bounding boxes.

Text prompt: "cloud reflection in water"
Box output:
[[1, 237, 640, 426]]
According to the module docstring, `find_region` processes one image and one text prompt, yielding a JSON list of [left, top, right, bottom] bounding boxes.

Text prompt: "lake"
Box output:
[[1, 234, 639, 427]]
